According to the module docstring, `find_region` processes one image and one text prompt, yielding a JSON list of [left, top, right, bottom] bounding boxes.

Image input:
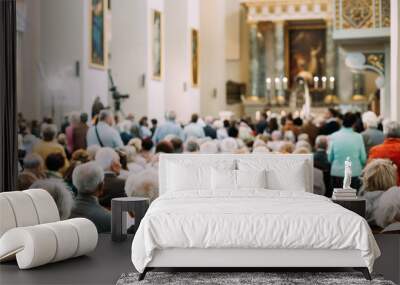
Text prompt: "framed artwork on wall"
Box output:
[[89, 0, 107, 69], [152, 10, 162, 80], [191, 28, 199, 87], [285, 22, 326, 87]]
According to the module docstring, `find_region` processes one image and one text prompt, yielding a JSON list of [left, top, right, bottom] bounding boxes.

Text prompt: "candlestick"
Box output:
[[329, 76, 335, 90], [321, 76, 327, 89], [282, 77, 288, 90], [313, 76, 319, 89], [266, 77, 271, 90], [275, 77, 281, 90]]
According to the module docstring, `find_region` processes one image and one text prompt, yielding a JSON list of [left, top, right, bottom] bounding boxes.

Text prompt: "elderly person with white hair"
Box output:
[[375, 186, 400, 230], [95, 147, 127, 209], [153, 111, 184, 143], [200, 140, 219, 154], [369, 121, 400, 184], [70, 162, 111, 233], [361, 111, 384, 154], [359, 159, 398, 226], [87, 109, 124, 148], [267, 130, 284, 152], [220, 137, 238, 153], [30, 179, 73, 220], [125, 168, 159, 202]]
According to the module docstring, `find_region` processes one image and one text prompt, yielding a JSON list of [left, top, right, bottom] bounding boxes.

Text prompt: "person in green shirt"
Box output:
[[328, 112, 367, 193]]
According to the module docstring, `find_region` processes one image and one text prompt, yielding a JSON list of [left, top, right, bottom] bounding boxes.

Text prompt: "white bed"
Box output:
[[131, 154, 380, 280]]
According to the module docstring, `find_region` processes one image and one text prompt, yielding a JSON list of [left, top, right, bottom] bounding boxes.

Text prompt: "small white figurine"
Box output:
[[343, 157, 352, 189]]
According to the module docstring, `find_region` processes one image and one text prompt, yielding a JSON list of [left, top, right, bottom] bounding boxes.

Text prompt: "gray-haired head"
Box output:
[[87, 144, 101, 160], [385, 121, 400, 139], [69, 111, 81, 125], [375, 186, 400, 228], [362, 111, 379, 129], [23, 153, 44, 170], [315, 135, 328, 150], [99, 109, 113, 122], [295, 140, 312, 152], [72, 161, 104, 195], [297, 133, 309, 142], [41, 124, 58, 141], [185, 140, 200, 153], [165, 110, 177, 121], [95, 147, 120, 171], [30, 179, 73, 220]]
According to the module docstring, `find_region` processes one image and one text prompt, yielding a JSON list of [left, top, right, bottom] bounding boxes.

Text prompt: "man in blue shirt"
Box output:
[[87, 110, 124, 148], [328, 112, 367, 192], [152, 111, 184, 143]]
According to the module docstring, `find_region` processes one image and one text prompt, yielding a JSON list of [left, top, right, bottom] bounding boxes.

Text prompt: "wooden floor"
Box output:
[[0, 234, 398, 285]]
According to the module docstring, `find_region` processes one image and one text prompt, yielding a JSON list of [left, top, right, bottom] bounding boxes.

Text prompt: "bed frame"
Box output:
[[138, 154, 372, 281], [139, 249, 371, 280]]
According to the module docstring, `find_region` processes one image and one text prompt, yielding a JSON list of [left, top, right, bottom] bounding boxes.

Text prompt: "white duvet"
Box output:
[[131, 190, 380, 273]]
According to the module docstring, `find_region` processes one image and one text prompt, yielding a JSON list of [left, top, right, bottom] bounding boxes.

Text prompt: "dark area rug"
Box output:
[[116, 271, 396, 285]]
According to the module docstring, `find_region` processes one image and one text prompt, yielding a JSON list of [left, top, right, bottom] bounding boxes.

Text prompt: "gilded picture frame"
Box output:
[[152, 10, 163, 80], [284, 21, 326, 87], [89, 0, 107, 69], [191, 28, 199, 87]]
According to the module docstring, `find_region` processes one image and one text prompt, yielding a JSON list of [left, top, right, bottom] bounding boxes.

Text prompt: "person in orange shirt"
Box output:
[[368, 121, 400, 185]]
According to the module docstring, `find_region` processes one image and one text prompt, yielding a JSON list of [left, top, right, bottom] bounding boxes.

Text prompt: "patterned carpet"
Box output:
[[117, 271, 396, 285]]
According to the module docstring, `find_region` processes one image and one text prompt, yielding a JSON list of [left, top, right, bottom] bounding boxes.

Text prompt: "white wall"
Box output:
[[17, 0, 108, 125], [111, 0, 148, 118], [147, 0, 166, 122], [199, 0, 227, 117], [82, 0, 109, 116]]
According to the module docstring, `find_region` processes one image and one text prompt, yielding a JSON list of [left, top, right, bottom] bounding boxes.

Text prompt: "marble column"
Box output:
[[249, 23, 259, 97], [390, 0, 400, 120], [274, 21, 285, 102], [325, 20, 335, 82]]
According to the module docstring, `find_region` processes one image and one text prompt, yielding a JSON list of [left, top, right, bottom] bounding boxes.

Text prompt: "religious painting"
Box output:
[[89, 0, 107, 69], [286, 24, 326, 87], [191, 29, 199, 87], [152, 10, 162, 80]]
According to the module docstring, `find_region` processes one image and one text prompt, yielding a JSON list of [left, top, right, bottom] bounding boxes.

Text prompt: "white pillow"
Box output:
[[211, 168, 236, 190], [237, 159, 308, 191], [236, 169, 267, 189], [167, 162, 210, 191]]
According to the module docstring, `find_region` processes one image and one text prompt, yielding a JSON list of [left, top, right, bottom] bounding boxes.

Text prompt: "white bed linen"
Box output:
[[131, 190, 380, 273]]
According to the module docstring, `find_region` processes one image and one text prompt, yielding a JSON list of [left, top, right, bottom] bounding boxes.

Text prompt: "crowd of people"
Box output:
[[16, 106, 400, 233]]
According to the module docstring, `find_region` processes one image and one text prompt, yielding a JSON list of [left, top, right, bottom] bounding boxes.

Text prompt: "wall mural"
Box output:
[[191, 29, 199, 87], [89, 0, 106, 69], [152, 10, 162, 80], [286, 26, 326, 87]]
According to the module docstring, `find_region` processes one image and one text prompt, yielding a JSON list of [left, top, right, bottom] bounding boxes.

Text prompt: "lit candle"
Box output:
[[313, 76, 319, 89], [255, 111, 261, 121], [321, 76, 327, 89], [266, 77, 271, 90], [329, 76, 335, 90], [275, 77, 281, 90], [282, 77, 288, 90]]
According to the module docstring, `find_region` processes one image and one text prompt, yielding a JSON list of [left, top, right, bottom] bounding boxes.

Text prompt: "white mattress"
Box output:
[[131, 190, 380, 273]]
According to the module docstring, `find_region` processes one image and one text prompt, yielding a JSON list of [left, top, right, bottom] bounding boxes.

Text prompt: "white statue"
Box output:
[[343, 157, 352, 189]]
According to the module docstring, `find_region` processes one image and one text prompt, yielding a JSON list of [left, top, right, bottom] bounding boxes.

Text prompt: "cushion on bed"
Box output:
[[237, 159, 308, 192], [236, 169, 267, 189], [166, 160, 235, 192]]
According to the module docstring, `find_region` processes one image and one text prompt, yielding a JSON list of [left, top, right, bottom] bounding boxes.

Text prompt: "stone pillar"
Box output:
[[274, 21, 285, 101], [249, 23, 259, 97], [325, 20, 335, 79], [390, 0, 400, 121]]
